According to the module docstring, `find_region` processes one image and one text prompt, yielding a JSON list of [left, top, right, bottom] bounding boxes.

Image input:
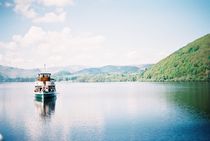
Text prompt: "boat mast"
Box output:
[[44, 64, 46, 72]]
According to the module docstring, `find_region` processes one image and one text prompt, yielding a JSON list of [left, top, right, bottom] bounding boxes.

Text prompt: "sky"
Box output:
[[0, 0, 210, 69]]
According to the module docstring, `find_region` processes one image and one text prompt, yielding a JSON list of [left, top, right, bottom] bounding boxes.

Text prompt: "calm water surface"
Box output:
[[0, 82, 209, 141]]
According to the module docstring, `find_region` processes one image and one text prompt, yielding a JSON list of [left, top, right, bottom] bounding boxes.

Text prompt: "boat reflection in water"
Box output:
[[34, 96, 57, 118]]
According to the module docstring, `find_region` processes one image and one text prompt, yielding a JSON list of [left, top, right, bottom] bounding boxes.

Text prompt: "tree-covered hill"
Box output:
[[142, 34, 210, 81]]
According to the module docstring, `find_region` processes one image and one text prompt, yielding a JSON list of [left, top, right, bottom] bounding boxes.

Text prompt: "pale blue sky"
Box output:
[[0, 0, 210, 68]]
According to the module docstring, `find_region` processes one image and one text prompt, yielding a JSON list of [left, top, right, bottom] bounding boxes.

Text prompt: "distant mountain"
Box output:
[[142, 34, 210, 81], [0, 64, 152, 82], [43, 65, 89, 74], [0, 65, 40, 78], [76, 67, 101, 74], [51, 65, 153, 82], [0, 65, 40, 82], [76, 65, 143, 74], [52, 70, 72, 77]]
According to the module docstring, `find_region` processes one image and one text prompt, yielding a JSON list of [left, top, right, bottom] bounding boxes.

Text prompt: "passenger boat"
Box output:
[[34, 73, 56, 98]]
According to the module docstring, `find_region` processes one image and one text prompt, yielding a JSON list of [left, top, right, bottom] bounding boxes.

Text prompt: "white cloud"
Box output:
[[0, 24, 170, 68], [0, 26, 164, 68], [14, 0, 73, 23], [21, 26, 46, 46], [0, 24, 169, 68], [0, 26, 106, 68], [38, 0, 74, 7], [33, 11, 66, 23], [14, 0, 37, 19]]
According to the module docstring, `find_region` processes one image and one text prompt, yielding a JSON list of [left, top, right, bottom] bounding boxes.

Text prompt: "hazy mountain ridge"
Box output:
[[75, 65, 145, 74], [0, 65, 40, 78], [43, 65, 89, 74], [0, 64, 152, 82]]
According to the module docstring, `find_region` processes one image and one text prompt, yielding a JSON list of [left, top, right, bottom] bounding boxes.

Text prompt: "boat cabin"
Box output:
[[37, 73, 51, 81]]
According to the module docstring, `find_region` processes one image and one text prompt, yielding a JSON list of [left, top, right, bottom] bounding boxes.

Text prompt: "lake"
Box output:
[[0, 82, 210, 141]]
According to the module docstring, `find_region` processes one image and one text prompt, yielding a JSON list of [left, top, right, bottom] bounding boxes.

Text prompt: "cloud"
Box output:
[[14, 0, 73, 23], [33, 11, 66, 23], [0, 26, 105, 68], [15, 26, 46, 47], [0, 25, 161, 68], [38, 0, 74, 7], [14, 0, 38, 19], [0, 24, 166, 68]]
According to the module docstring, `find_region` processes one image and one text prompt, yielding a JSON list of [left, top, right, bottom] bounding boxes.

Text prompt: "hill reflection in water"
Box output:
[[165, 82, 210, 119]]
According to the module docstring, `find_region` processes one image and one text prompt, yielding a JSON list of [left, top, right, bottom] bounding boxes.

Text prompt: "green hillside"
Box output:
[[142, 34, 210, 82]]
